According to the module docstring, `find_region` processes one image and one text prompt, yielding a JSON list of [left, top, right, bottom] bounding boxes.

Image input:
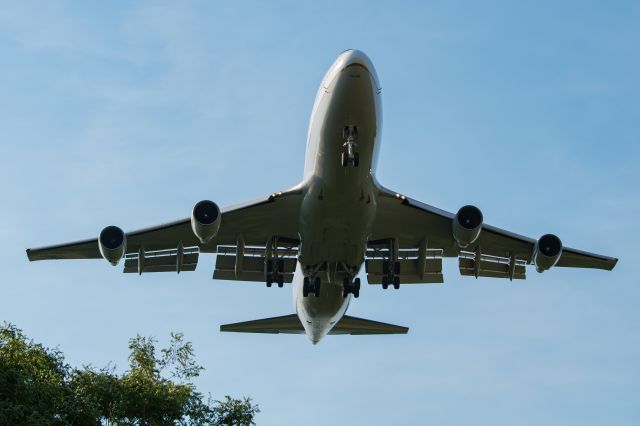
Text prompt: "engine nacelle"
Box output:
[[452, 205, 483, 247], [533, 234, 563, 272], [191, 200, 221, 244], [99, 225, 126, 266]]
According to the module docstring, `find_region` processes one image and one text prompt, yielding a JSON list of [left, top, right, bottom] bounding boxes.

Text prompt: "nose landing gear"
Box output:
[[341, 125, 359, 167]]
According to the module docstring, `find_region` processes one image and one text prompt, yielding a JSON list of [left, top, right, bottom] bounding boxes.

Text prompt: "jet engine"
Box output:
[[533, 234, 563, 272], [452, 205, 483, 247], [99, 225, 126, 265], [191, 200, 221, 244]]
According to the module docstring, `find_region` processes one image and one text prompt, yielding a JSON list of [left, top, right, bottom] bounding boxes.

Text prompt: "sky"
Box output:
[[1, 1, 639, 425]]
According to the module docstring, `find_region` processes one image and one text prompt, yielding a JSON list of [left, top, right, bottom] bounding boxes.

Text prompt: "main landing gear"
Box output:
[[303, 276, 321, 298], [341, 125, 359, 168], [265, 258, 285, 288], [381, 260, 401, 290], [265, 237, 295, 288], [342, 276, 361, 298]]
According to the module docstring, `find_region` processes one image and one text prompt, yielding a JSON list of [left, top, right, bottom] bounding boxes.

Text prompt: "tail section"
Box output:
[[220, 314, 408, 335]]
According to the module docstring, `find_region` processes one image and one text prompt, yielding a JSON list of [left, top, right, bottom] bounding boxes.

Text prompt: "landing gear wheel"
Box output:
[[341, 152, 349, 167], [393, 276, 400, 290], [342, 276, 350, 298], [314, 277, 321, 298], [394, 261, 401, 275], [353, 152, 359, 168], [277, 275, 284, 288], [266, 275, 273, 288], [382, 276, 389, 290], [303, 277, 310, 297], [353, 278, 361, 298]]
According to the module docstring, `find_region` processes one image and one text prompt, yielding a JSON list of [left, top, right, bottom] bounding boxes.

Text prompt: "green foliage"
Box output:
[[0, 323, 67, 425], [0, 323, 259, 425], [211, 396, 261, 426]]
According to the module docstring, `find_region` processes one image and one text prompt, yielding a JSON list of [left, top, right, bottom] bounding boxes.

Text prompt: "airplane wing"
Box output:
[[26, 187, 303, 279], [366, 185, 617, 284]]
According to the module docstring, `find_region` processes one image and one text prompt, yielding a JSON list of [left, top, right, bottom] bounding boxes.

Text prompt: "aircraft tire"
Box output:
[[342, 276, 350, 297], [353, 278, 360, 298], [303, 277, 309, 297]]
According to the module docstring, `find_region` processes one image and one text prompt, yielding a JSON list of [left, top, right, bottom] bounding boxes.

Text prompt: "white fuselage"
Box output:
[[293, 50, 382, 343]]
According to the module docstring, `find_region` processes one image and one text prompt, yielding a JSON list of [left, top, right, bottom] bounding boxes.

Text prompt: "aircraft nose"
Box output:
[[339, 49, 374, 72], [321, 49, 381, 94], [334, 49, 380, 89]]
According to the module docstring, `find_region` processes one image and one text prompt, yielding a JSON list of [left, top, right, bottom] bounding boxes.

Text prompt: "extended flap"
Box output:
[[123, 246, 199, 274], [458, 250, 526, 280]]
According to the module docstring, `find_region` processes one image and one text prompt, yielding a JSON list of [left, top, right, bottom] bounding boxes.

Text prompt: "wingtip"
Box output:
[[609, 257, 619, 271]]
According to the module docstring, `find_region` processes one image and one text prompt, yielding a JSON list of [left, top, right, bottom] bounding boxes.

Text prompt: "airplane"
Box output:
[[26, 49, 618, 344]]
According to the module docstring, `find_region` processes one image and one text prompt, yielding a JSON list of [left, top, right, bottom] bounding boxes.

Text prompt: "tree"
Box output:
[[0, 324, 67, 425], [0, 324, 259, 425]]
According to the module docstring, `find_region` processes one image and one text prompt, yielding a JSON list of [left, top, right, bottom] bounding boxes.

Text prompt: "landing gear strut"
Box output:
[[303, 276, 321, 298], [265, 258, 285, 287], [341, 125, 359, 167], [342, 276, 361, 298], [265, 238, 287, 288], [381, 260, 401, 290]]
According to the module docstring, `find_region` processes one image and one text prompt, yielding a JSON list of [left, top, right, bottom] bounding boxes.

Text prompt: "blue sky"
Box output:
[[1, 1, 639, 425]]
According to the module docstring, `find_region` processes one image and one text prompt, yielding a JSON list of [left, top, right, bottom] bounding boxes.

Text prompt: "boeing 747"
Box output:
[[27, 50, 617, 344]]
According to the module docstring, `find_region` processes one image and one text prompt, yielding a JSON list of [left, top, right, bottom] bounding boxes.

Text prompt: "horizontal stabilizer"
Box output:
[[220, 314, 408, 335], [221, 314, 305, 334], [331, 315, 408, 335]]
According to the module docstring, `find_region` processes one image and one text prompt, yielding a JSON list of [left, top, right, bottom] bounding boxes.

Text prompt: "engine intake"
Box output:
[[533, 234, 563, 272], [191, 200, 221, 244], [99, 225, 126, 266], [453, 205, 483, 247]]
